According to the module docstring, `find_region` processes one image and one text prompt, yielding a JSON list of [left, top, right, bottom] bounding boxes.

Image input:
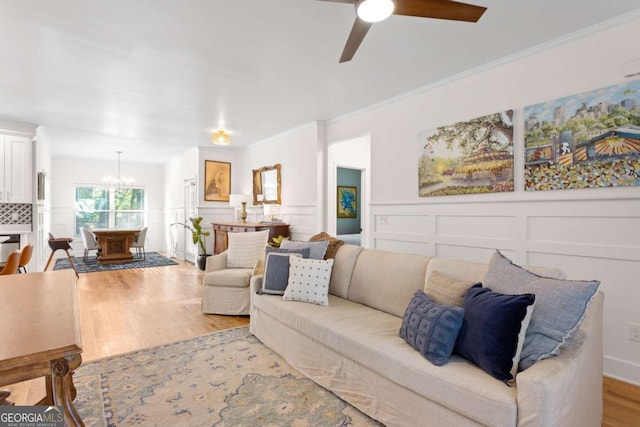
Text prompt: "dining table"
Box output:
[[92, 228, 140, 264]]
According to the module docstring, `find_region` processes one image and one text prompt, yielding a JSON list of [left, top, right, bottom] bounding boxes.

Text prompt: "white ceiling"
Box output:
[[0, 0, 639, 163]]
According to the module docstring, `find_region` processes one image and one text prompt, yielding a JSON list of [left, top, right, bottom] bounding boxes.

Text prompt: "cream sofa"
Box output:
[[249, 245, 603, 427]]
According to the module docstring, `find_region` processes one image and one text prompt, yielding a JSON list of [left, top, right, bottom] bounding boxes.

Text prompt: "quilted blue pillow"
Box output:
[[399, 290, 464, 366], [454, 284, 536, 384]]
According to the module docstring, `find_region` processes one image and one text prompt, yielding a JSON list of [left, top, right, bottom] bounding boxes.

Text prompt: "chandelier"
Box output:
[[103, 151, 134, 190]]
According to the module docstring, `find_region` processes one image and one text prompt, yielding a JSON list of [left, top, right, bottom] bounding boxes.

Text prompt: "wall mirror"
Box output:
[[252, 164, 281, 205]]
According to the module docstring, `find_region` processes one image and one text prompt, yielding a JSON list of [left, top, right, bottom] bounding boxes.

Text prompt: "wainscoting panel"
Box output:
[[370, 195, 640, 384], [436, 215, 516, 241], [434, 244, 515, 263], [528, 216, 640, 248], [375, 239, 431, 255]]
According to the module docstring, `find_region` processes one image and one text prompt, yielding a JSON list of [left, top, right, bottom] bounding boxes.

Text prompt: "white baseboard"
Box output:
[[604, 356, 640, 386]]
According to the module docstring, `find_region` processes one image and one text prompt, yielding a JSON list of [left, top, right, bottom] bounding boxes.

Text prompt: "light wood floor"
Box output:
[[4, 258, 639, 426]]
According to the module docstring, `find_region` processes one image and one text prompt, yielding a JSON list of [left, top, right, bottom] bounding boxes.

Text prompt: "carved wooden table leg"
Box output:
[[50, 354, 84, 427], [0, 389, 14, 406]]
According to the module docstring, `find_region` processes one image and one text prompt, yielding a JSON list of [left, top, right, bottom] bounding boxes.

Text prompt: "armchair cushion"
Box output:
[[203, 268, 253, 288], [227, 230, 270, 268]]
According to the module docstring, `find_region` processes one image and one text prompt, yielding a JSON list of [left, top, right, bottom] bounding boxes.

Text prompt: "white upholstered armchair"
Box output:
[[201, 230, 269, 315]]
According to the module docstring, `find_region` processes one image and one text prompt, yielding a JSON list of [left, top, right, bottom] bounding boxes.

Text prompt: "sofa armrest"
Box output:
[[516, 291, 603, 427], [249, 274, 264, 314], [205, 252, 228, 273]]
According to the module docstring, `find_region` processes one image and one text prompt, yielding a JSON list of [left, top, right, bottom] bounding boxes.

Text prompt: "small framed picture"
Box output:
[[337, 186, 357, 218], [204, 160, 231, 202]]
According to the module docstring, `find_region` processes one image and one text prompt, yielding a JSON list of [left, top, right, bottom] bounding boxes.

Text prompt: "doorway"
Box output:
[[327, 134, 371, 247]]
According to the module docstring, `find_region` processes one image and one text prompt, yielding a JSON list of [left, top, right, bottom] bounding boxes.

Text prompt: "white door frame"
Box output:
[[327, 134, 371, 247]]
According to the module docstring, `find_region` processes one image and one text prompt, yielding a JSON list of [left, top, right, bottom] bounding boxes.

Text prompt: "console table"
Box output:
[[212, 222, 290, 255], [0, 270, 84, 426]]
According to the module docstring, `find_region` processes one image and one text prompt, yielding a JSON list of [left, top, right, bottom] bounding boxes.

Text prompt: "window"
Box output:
[[75, 186, 146, 235]]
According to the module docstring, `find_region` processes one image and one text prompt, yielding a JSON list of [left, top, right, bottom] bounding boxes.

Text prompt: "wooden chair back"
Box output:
[[18, 243, 34, 273], [0, 250, 21, 275]]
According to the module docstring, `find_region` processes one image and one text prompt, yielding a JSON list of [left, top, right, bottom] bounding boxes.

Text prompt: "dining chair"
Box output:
[[44, 233, 79, 277], [131, 227, 147, 260], [0, 250, 21, 275], [80, 227, 100, 263], [17, 242, 34, 273]]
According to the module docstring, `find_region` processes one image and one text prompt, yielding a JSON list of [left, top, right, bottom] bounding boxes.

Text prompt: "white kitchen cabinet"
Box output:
[[1, 134, 32, 203]]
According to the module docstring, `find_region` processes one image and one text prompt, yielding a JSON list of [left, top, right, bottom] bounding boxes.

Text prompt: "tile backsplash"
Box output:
[[0, 203, 32, 224]]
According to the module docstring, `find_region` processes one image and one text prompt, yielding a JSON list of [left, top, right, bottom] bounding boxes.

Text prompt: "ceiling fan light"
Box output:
[[356, 0, 394, 23]]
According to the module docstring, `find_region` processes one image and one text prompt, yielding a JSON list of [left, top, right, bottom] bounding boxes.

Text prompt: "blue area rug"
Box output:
[[73, 326, 382, 426], [53, 251, 178, 273]]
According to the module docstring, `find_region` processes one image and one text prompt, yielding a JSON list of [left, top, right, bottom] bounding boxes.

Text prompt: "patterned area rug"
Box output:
[[74, 326, 382, 426], [53, 251, 178, 273]]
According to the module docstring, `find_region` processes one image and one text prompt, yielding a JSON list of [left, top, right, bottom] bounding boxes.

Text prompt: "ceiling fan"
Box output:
[[318, 0, 487, 63]]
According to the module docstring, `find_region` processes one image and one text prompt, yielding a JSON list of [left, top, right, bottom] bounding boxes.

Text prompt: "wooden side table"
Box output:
[[212, 222, 290, 255]]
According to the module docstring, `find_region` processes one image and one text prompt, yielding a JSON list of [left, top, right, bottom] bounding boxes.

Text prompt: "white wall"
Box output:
[[324, 17, 640, 384], [50, 156, 165, 256], [34, 126, 53, 270], [164, 147, 199, 258], [237, 123, 324, 239]]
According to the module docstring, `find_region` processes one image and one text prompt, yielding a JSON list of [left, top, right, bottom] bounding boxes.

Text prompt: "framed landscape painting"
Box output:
[[337, 186, 357, 218], [418, 110, 514, 197], [204, 160, 231, 201], [524, 79, 640, 191]]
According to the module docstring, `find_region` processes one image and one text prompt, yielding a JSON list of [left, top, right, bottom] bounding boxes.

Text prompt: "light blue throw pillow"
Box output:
[[482, 250, 600, 370], [399, 290, 464, 366], [280, 240, 329, 260]]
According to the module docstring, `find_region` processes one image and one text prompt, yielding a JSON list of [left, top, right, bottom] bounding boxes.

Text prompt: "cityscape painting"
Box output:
[[418, 110, 514, 197], [524, 79, 640, 191]]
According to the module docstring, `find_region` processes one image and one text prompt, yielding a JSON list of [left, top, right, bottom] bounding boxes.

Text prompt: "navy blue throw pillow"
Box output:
[[454, 284, 536, 384], [399, 290, 464, 366]]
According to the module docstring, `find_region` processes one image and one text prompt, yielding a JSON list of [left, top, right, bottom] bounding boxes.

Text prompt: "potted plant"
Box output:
[[171, 217, 211, 270], [189, 217, 212, 270]]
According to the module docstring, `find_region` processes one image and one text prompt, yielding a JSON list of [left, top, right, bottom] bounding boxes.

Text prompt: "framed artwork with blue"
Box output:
[[337, 186, 357, 218]]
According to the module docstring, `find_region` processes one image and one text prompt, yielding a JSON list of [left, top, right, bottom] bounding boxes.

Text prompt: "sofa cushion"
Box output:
[[283, 257, 334, 306], [328, 244, 363, 298], [424, 256, 565, 287], [203, 268, 253, 288], [483, 250, 600, 370], [227, 230, 269, 268], [399, 290, 464, 366], [280, 240, 329, 260], [253, 293, 518, 426], [348, 249, 430, 317], [425, 270, 477, 307], [454, 284, 536, 384]]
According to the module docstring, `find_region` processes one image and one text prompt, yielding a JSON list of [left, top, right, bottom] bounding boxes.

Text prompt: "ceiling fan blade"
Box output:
[[339, 18, 372, 63], [393, 0, 487, 22]]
